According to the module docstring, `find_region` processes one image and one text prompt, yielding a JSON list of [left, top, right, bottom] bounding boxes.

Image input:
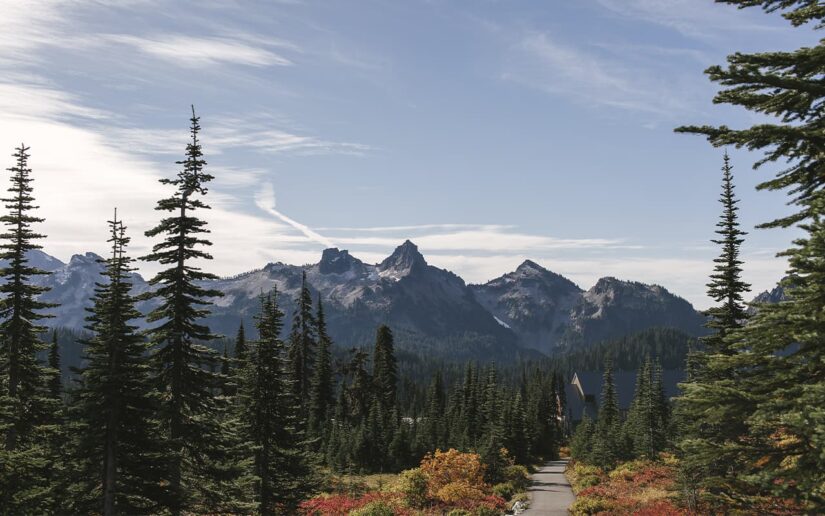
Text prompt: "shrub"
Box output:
[[348, 501, 395, 516], [419, 449, 488, 501], [471, 506, 501, 516], [391, 468, 428, 509], [446, 510, 471, 516], [491, 482, 515, 501], [435, 481, 487, 504], [503, 464, 530, 491], [570, 496, 614, 516]]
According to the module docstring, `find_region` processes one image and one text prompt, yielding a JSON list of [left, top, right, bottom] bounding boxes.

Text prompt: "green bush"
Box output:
[[392, 468, 428, 509], [503, 464, 531, 491], [472, 507, 501, 516], [446, 510, 471, 516], [570, 496, 614, 516], [349, 500, 395, 516], [492, 482, 515, 500]]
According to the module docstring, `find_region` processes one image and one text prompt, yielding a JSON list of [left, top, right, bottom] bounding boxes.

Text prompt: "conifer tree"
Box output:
[[288, 270, 316, 413], [238, 291, 315, 514], [71, 213, 168, 515], [140, 107, 227, 512], [308, 296, 333, 440], [590, 363, 621, 467], [235, 322, 247, 362], [372, 324, 398, 411], [678, 3, 825, 509], [0, 144, 58, 511], [47, 330, 61, 402]]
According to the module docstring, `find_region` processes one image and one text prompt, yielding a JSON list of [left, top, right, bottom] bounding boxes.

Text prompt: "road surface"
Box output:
[[521, 459, 575, 515]]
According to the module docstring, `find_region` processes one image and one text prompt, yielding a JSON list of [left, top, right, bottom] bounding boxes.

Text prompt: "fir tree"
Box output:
[[372, 324, 398, 411], [235, 322, 247, 362], [238, 291, 315, 514], [140, 107, 227, 512], [704, 152, 751, 356], [0, 144, 58, 512], [287, 270, 316, 414], [590, 362, 621, 467], [308, 296, 333, 440], [71, 213, 168, 515], [678, 2, 825, 509], [47, 330, 61, 402]]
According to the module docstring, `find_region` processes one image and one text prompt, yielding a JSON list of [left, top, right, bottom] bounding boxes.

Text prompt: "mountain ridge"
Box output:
[[6, 242, 710, 359]]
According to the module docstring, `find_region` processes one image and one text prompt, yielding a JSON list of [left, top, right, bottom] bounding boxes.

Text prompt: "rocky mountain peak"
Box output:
[[378, 240, 427, 278], [515, 259, 544, 274], [319, 248, 363, 275]]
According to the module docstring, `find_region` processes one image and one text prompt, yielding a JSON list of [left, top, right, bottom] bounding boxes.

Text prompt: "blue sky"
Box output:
[[0, 0, 818, 308]]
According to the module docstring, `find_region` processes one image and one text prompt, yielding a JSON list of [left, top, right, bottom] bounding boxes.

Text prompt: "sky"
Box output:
[[0, 0, 819, 309]]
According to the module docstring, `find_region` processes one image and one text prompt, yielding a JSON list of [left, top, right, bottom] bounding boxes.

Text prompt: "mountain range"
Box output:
[[11, 240, 713, 360]]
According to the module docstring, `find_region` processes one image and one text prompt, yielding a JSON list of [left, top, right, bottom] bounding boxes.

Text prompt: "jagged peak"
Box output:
[[68, 252, 104, 265], [380, 240, 426, 270], [516, 259, 545, 273], [319, 247, 364, 275]]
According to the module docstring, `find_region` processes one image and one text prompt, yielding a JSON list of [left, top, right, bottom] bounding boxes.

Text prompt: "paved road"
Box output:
[[521, 460, 575, 515]]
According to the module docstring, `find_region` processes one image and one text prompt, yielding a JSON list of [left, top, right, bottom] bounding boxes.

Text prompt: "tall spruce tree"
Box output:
[[670, 156, 752, 507], [678, 2, 825, 509], [238, 291, 315, 514], [235, 322, 247, 362], [372, 325, 398, 411], [288, 270, 316, 414], [140, 107, 227, 512], [590, 362, 622, 467], [308, 296, 333, 440], [47, 330, 61, 402], [71, 213, 168, 515], [0, 144, 59, 512]]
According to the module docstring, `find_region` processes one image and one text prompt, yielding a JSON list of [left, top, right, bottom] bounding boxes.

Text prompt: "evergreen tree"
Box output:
[[238, 291, 315, 514], [678, 3, 825, 509], [372, 324, 398, 411], [235, 322, 247, 362], [71, 213, 168, 515], [590, 362, 621, 467], [140, 107, 228, 512], [47, 330, 61, 402], [287, 270, 316, 414], [703, 153, 751, 355], [0, 144, 58, 512], [308, 296, 333, 440]]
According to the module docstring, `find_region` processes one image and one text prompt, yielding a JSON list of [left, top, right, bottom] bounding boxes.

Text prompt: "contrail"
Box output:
[[255, 183, 336, 248]]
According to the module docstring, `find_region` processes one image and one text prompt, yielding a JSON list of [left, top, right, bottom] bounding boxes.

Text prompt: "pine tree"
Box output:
[[71, 213, 168, 515], [372, 325, 398, 411], [0, 144, 59, 512], [235, 322, 247, 362], [238, 291, 315, 514], [140, 107, 228, 512], [678, 3, 825, 509], [288, 270, 316, 414], [47, 330, 61, 402], [704, 153, 751, 356], [308, 296, 333, 440], [590, 362, 621, 467]]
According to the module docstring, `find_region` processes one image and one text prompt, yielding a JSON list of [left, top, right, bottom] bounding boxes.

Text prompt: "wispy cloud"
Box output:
[[505, 32, 693, 116], [104, 115, 372, 157], [595, 0, 781, 40], [255, 183, 336, 248], [105, 34, 293, 68]]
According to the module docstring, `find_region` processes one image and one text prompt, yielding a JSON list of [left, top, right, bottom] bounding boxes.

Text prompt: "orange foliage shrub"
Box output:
[[419, 449, 488, 503]]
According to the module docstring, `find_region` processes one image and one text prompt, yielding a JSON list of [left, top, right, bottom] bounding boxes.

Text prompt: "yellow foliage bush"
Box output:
[[388, 468, 428, 509], [434, 481, 487, 504], [419, 449, 488, 501]]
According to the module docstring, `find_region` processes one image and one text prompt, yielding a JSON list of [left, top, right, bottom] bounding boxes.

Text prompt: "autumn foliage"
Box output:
[[300, 449, 507, 515]]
